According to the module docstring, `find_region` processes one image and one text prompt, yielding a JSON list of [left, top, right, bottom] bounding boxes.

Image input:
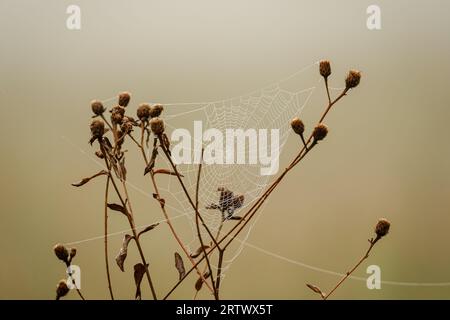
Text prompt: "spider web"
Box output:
[[146, 61, 322, 286]]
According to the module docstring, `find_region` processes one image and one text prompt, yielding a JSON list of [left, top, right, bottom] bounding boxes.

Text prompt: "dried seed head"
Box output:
[[110, 105, 125, 124], [150, 117, 165, 135], [69, 248, 77, 259], [90, 119, 105, 138], [319, 60, 331, 78], [53, 244, 69, 263], [118, 92, 131, 107], [150, 104, 164, 118], [291, 117, 305, 135], [56, 280, 69, 300], [312, 123, 328, 141], [91, 100, 105, 116], [95, 150, 104, 159], [375, 218, 390, 239], [137, 103, 151, 121], [345, 70, 361, 89], [121, 119, 133, 134], [122, 116, 135, 124]]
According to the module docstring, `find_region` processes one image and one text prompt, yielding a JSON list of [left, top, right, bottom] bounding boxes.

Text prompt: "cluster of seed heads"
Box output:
[[55, 59, 391, 301], [89, 92, 167, 143], [53, 243, 77, 300], [291, 61, 361, 143]]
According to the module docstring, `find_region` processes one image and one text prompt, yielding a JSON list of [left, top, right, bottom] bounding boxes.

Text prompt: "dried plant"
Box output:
[[53, 60, 391, 300]]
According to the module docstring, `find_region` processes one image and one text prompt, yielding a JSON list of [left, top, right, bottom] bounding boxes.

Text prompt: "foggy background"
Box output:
[[1, 0, 450, 299]]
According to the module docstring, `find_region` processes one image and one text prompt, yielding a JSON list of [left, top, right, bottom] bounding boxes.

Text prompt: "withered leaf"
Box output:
[[103, 137, 113, 149], [107, 203, 127, 216], [71, 170, 108, 187], [229, 216, 243, 221], [174, 252, 185, 280], [119, 158, 127, 181], [133, 263, 148, 300], [137, 223, 159, 239], [194, 271, 211, 292], [153, 169, 183, 177], [162, 133, 171, 149], [152, 193, 166, 208], [89, 136, 97, 145], [194, 276, 204, 291], [115, 234, 134, 272], [143, 147, 158, 176], [306, 283, 326, 298], [190, 245, 210, 259]]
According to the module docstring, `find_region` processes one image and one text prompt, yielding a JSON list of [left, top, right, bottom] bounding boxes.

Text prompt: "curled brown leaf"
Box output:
[[134, 263, 148, 300], [115, 234, 134, 272], [153, 168, 183, 177], [306, 283, 326, 299], [137, 223, 159, 239], [190, 245, 210, 259], [71, 170, 108, 187], [174, 252, 185, 280], [107, 203, 127, 216]]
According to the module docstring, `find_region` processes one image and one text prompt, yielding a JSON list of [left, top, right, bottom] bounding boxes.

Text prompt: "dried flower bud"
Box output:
[[312, 123, 328, 141], [91, 100, 105, 116], [56, 280, 69, 300], [137, 103, 151, 121], [291, 117, 305, 135], [69, 248, 77, 259], [95, 150, 104, 159], [375, 218, 390, 239], [150, 104, 164, 118], [110, 106, 125, 124], [121, 120, 133, 134], [54, 244, 69, 263], [319, 60, 331, 78], [90, 119, 105, 138], [118, 92, 131, 107], [150, 117, 165, 135], [345, 70, 361, 89]]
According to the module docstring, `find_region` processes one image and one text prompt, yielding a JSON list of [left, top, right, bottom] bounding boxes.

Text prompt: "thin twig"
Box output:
[[100, 142, 158, 300], [194, 148, 218, 299], [137, 125, 214, 294], [158, 141, 220, 249], [104, 175, 114, 300], [323, 237, 379, 300]]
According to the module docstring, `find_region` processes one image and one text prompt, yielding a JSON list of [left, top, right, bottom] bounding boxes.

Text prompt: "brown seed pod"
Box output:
[[150, 104, 164, 118], [56, 280, 69, 300], [90, 119, 105, 138], [69, 248, 77, 259], [110, 106, 125, 125], [291, 117, 305, 135], [345, 70, 361, 89], [118, 92, 131, 107], [319, 60, 331, 78], [91, 100, 105, 116], [375, 218, 390, 239], [150, 117, 165, 135], [54, 244, 69, 263], [137, 103, 151, 121], [121, 119, 133, 134], [312, 123, 328, 141]]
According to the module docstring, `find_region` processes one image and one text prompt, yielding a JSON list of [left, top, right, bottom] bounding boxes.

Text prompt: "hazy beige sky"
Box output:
[[1, 0, 450, 299]]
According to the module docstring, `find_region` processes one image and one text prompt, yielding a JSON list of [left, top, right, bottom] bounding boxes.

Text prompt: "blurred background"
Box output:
[[1, 0, 450, 299]]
